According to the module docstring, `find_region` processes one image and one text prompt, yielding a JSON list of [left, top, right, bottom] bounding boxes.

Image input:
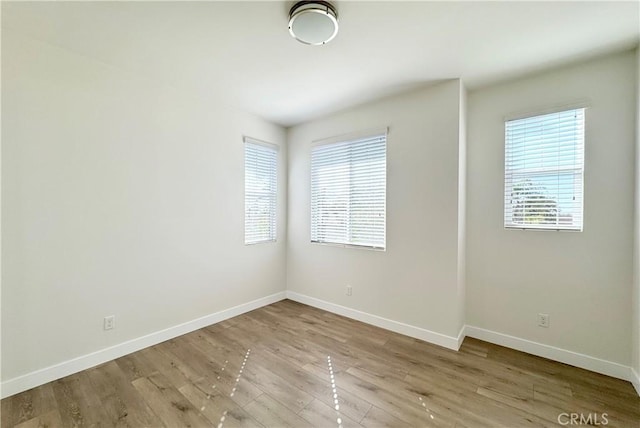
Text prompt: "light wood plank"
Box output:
[[13, 409, 63, 428], [178, 382, 263, 428], [243, 394, 313, 428], [131, 372, 212, 427], [85, 361, 163, 427], [298, 398, 362, 428], [360, 405, 412, 428]]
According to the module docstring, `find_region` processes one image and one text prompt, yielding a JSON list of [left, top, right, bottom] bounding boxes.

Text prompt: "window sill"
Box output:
[[310, 241, 386, 252]]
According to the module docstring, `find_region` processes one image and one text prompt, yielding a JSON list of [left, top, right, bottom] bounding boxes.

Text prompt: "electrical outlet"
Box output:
[[104, 315, 115, 330], [346, 285, 352, 296], [537, 313, 549, 328]]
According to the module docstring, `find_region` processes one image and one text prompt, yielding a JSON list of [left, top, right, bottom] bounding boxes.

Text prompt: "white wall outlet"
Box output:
[[346, 285, 352, 296], [537, 313, 550, 328], [104, 315, 115, 330]]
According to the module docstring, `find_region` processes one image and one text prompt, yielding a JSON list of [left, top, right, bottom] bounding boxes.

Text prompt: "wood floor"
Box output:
[[2, 300, 639, 427]]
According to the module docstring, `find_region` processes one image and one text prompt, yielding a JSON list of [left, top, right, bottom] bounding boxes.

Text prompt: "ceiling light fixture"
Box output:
[[288, 1, 339, 45]]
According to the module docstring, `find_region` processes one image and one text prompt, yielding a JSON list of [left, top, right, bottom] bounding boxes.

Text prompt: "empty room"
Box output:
[[2, 1, 640, 427]]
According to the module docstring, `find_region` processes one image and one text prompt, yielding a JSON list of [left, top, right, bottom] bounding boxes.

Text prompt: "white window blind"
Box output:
[[245, 138, 277, 244], [504, 108, 585, 231], [311, 132, 386, 249]]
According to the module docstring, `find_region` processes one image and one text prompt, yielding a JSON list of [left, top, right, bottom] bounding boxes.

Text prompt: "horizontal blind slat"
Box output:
[[311, 133, 386, 248], [504, 108, 584, 231], [245, 141, 277, 244]]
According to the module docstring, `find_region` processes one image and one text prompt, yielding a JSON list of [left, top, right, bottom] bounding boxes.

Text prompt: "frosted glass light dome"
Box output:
[[288, 1, 339, 45]]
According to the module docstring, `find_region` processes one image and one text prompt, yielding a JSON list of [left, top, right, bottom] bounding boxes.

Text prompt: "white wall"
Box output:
[[1, 31, 287, 384], [0, 3, 3, 397], [457, 82, 467, 335], [633, 46, 640, 390], [287, 80, 465, 341], [467, 50, 636, 366]]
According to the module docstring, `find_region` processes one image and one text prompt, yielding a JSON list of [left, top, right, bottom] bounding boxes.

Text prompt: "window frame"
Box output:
[[244, 136, 278, 245], [503, 107, 585, 232], [310, 129, 387, 250]]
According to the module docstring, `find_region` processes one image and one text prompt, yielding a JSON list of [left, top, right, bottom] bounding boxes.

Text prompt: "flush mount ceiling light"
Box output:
[[288, 1, 339, 45]]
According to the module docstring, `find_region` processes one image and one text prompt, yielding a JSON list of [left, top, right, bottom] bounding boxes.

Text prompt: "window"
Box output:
[[504, 108, 585, 231], [311, 131, 387, 249], [244, 138, 277, 244]]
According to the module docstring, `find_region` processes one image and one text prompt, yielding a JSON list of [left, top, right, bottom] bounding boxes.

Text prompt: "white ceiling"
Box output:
[[3, 1, 639, 127]]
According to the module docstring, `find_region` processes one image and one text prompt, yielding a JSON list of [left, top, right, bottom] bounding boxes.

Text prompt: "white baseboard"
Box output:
[[1, 291, 286, 399], [456, 324, 468, 350], [285, 291, 460, 350], [464, 325, 634, 385], [631, 368, 640, 396]]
